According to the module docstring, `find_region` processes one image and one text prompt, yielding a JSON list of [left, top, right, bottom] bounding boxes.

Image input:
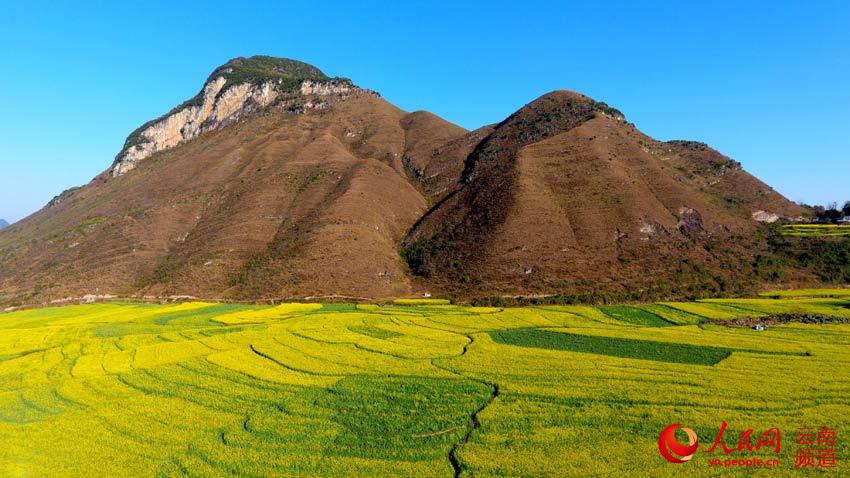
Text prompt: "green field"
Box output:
[[1, 296, 849, 476], [781, 223, 850, 237], [759, 288, 850, 298]]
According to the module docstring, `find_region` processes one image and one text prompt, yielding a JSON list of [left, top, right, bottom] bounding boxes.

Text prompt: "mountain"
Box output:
[[402, 91, 807, 298], [0, 57, 811, 305], [0, 57, 472, 304], [0, 219, 8, 229]]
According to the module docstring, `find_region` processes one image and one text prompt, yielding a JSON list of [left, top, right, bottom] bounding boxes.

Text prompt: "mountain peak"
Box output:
[[0, 219, 8, 229], [517, 90, 625, 121], [205, 56, 331, 88], [459, 90, 624, 183], [111, 56, 357, 176]]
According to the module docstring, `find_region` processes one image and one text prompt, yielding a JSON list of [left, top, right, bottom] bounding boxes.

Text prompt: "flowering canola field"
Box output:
[[1, 295, 849, 477]]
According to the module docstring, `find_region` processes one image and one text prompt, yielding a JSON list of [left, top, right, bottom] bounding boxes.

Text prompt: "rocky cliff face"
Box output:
[[111, 57, 355, 176]]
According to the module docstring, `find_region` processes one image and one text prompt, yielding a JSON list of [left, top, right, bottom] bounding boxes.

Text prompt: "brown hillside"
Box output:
[[403, 91, 806, 297], [400, 111, 494, 203], [0, 90, 468, 303]]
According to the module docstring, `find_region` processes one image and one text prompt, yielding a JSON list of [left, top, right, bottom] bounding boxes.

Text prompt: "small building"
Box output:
[[839, 216, 850, 224]]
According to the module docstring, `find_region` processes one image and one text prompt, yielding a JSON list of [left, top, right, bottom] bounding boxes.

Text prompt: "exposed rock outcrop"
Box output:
[[752, 210, 780, 223], [677, 207, 705, 237], [751, 210, 807, 223]]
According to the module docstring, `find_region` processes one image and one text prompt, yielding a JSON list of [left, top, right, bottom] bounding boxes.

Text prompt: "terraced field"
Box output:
[[1, 295, 849, 477], [781, 224, 850, 237]]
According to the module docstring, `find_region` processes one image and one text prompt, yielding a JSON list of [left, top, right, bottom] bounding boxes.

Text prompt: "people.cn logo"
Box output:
[[658, 423, 699, 463]]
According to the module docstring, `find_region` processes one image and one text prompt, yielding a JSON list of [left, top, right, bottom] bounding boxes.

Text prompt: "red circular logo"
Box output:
[[658, 423, 699, 463]]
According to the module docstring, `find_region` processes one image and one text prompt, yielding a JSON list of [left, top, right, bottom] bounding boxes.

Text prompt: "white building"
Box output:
[[839, 216, 850, 224]]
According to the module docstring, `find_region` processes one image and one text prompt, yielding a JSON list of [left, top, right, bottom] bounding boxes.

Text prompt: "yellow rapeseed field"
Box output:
[[0, 296, 848, 476]]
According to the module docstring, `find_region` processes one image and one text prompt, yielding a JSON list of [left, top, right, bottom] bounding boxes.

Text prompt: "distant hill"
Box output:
[[0, 56, 835, 306], [0, 219, 8, 229]]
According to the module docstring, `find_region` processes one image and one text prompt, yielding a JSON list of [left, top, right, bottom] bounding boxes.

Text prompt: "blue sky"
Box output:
[[1, 0, 848, 222]]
